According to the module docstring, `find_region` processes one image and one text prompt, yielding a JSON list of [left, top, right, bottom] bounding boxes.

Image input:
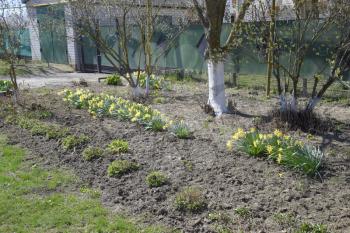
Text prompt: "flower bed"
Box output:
[[59, 89, 191, 138], [227, 128, 324, 176]]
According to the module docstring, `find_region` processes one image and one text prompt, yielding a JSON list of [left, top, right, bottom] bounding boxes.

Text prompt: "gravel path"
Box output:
[[0, 72, 108, 88]]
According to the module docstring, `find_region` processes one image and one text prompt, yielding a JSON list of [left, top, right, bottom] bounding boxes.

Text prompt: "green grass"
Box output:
[[0, 135, 171, 233]]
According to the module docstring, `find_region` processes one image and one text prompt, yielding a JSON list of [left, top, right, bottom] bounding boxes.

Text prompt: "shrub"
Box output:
[[106, 74, 122, 86], [107, 160, 140, 177], [0, 80, 13, 92], [170, 121, 191, 139], [107, 139, 129, 154], [146, 171, 168, 188], [82, 147, 104, 161], [175, 187, 207, 213], [226, 128, 324, 176], [62, 135, 90, 150]]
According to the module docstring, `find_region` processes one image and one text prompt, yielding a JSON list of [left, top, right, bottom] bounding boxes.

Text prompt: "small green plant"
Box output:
[[174, 187, 207, 213], [62, 135, 90, 150], [28, 110, 54, 119], [107, 160, 140, 177], [208, 211, 232, 224], [146, 171, 168, 188], [106, 74, 122, 86], [273, 212, 297, 228], [0, 80, 13, 92], [153, 97, 166, 104], [145, 116, 167, 132], [296, 222, 328, 233], [234, 207, 251, 219], [171, 121, 191, 139], [181, 159, 194, 171], [15, 116, 68, 139], [82, 147, 104, 161], [30, 124, 68, 139], [107, 139, 129, 154]]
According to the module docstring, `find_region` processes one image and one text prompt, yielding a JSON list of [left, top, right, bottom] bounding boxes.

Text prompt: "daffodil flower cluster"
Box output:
[[60, 89, 190, 136], [59, 89, 94, 109], [227, 128, 323, 176], [132, 71, 165, 90]]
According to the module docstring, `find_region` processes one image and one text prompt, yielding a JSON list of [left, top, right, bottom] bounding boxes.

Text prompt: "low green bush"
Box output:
[[0, 80, 13, 92], [107, 160, 140, 177], [227, 128, 324, 176], [174, 187, 207, 213], [15, 116, 68, 139], [62, 135, 90, 150], [170, 121, 191, 139], [82, 147, 104, 161], [107, 139, 129, 154], [106, 74, 122, 86], [145, 116, 167, 132], [146, 171, 168, 188]]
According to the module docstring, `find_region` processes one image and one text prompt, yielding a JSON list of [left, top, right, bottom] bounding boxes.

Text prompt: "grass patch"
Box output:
[[62, 135, 90, 150], [107, 160, 140, 177], [82, 146, 104, 161], [174, 187, 207, 213], [146, 171, 168, 188], [0, 135, 171, 233], [107, 139, 129, 154]]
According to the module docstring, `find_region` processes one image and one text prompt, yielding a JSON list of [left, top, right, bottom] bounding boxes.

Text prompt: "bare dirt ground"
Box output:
[[0, 80, 349, 233]]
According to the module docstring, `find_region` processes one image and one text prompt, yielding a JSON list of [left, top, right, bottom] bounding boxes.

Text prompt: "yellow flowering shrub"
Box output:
[[227, 128, 324, 176]]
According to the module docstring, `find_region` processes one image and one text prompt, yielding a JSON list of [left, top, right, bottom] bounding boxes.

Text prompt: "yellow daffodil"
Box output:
[[266, 145, 273, 155], [274, 129, 283, 137], [277, 153, 283, 164], [226, 140, 233, 151]]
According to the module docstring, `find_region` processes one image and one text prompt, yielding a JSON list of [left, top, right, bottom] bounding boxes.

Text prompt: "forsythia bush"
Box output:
[[59, 89, 191, 137], [227, 128, 324, 176]]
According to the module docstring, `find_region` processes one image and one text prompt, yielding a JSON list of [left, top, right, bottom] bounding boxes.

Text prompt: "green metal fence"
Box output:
[[0, 29, 31, 58], [36, 5, 68, 64]]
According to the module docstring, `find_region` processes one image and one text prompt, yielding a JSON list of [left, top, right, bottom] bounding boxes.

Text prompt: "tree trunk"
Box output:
[[208, 60, 227, 115], [302, 77, 308, 97], [305, 97, 320, 112], [145, 74, 150, 96], [232, 72, 237, 87]]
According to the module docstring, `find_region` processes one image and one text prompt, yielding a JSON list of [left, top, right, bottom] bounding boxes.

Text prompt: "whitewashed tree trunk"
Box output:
[[131, 86, 144, 98], [290, 95, 298, 113], [145, 74, 150, 96], [305, 97, 320, 112], [279, 95, 287, 112], [208, 60, 227, 115]]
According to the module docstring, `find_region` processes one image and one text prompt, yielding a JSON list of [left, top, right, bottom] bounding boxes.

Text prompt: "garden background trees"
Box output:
[[67, 0, 188, 97]]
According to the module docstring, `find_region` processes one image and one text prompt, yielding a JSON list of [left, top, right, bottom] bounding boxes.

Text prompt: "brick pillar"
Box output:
[[27, 7, 41, 61], [64, 5, 81, 71]]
